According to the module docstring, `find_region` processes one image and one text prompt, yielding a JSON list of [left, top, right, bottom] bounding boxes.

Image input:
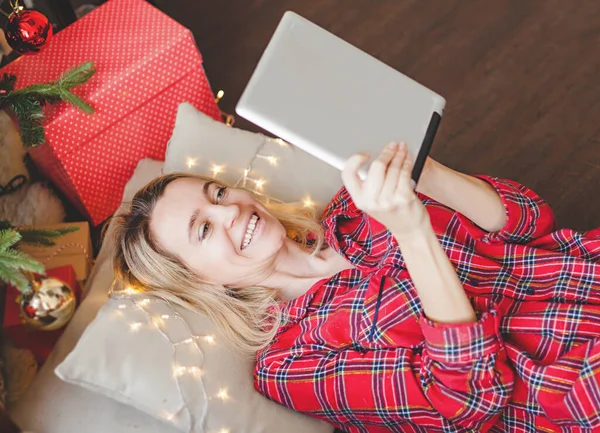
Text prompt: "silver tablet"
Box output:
[[236, 11, 446, 182]]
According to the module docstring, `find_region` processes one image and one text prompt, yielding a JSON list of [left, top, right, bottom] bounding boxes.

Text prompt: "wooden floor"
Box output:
[[154, 0, 600, 231]]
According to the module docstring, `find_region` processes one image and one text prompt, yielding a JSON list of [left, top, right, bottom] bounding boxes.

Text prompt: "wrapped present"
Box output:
[[0, 0, 222, 225], [17, 222, 92, 283], [2, 265, 81, 365]]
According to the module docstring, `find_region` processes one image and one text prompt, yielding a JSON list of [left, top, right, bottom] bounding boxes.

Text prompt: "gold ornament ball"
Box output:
[[20, 277, 77, 331]]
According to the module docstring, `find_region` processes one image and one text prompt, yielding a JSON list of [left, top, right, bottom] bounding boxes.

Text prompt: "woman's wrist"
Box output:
[[389, 211, 434, 245], [415, 158, 442, 199]]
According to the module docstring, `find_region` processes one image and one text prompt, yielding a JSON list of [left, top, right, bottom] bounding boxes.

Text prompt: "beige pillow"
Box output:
[[56, 292, 331, 433], [164, 103, 343, 214], [56, 153, 336, 430]]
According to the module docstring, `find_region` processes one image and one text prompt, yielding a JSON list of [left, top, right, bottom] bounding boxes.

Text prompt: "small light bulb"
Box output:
[[129, 322, 142, 331], [255, 179, 265, 189], [123, 286, 138, 295], [173, 365, 187, 377], [161, 314, 170, 319], [218, 429, 230, 433], [118, 304, 127, 309], [266, 156, 278, 166], [274, 138, 287, 147], [152, 316, 165, 328], [162, 412, 176, 421], [186, 157, 198, 169], [188, 367, 203, 378], [216, 89, 225, 101], [303, 197, 314, 208], [204, 335, 216, 345], [212, 164, 224, 177], [217, 388, 229, 401], [139, 298, 150, 306]]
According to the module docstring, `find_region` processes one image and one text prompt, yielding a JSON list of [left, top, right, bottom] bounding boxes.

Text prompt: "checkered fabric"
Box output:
[[255, 176, 600, 432]]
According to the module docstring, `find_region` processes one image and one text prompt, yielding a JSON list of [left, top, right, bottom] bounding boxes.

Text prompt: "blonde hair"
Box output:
[[112, 173, 324, 356]]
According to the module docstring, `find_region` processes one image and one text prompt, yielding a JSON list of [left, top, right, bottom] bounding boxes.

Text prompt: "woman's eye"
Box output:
[[216, 187, 227, 203], [199, 223, 210, 241]]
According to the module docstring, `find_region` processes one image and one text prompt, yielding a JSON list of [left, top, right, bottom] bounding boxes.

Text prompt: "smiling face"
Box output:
[[149, 178, 288, 287]]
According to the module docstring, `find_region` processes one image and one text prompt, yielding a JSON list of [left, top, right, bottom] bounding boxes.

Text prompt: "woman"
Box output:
[[113, 142, 600, 432]]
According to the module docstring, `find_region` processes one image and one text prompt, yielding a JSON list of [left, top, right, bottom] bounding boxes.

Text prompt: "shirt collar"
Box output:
[[279, 187, 361, 326]]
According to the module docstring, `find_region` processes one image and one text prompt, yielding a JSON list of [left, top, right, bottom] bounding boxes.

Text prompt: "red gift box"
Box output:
[[0, 0, 222, 225], [2, 265, 81, 365]]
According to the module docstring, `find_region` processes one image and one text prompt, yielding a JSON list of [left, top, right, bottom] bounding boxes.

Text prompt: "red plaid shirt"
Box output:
[[255, 176, 600, 432]]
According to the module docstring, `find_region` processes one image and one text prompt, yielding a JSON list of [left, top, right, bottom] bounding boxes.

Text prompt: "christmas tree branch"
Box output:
[[0, 223, 80, 291], [0, 229, 21, 252], [0, 62, 96, 148], [9, 98, 45, 149], [18, 226, 79, 247], [8, 62, 96, 113], [0, 230, 44, 292], [0, 262, 31, 292]]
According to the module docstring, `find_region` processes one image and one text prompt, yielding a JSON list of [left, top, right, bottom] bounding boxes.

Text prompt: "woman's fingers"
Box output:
[[381, 142, 404, 200], [342, 152, 370, 201], [343, 142, 416, 211], [365, 142, 397, 198], [397, 144, 415, 195]]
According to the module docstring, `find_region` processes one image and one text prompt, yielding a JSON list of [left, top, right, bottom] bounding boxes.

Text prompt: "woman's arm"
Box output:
[[342, 143, 476, 324], [257, 313, 513, 431], [390, 216, 476, 324], [417, 158, 557, 244], [416, 159, 507, 232]]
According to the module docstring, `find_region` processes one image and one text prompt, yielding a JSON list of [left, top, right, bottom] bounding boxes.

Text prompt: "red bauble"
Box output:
[[5, 9, 53, 55]]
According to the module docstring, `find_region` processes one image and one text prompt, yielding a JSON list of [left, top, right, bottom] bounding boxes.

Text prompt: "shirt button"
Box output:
[[352, 343, 367, 354], [469, 278, 479, 287], [526, 288, 535, 295]]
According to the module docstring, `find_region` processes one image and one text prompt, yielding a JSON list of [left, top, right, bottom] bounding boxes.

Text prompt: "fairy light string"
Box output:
[[98, 89, 319, 432], [110, 290, 233, 432], [209, 90, 315, 208]]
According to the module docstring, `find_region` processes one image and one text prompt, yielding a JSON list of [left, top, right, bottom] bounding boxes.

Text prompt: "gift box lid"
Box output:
[[0, 0, 204, 161]]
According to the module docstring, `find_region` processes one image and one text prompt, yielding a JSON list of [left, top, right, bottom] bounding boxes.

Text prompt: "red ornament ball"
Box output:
[[5, 9, 53, 55]]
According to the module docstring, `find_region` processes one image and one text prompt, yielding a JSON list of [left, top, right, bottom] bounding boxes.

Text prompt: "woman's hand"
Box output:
[[344, 142, 476, 324], [342, 142, 430, 241]]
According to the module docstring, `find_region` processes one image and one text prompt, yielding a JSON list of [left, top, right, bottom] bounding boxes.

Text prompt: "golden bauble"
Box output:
[[19, 276, 76, 331]]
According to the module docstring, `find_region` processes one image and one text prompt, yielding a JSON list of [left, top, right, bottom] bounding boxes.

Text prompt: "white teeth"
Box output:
[[242, 215, 259, 249]]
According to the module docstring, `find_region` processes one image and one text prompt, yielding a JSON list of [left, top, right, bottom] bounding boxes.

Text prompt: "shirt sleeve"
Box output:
[[255, 311, 514, 432], [455, 176, 556, 245], [419, 310, 514, 427]]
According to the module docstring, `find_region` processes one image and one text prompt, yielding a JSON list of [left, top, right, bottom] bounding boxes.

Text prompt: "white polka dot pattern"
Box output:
[[1, 0, 222, 225]]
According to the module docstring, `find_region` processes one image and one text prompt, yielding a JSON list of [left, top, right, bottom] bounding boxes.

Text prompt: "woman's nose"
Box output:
[[214, 203, 240, 228]]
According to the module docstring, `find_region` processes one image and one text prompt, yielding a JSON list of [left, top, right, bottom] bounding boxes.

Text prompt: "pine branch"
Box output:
[[18, 226, 79, 247], [0, 62, 96, 148], [0, 230, 21, 252], [0, 248, 44, 272], [0, 233, 44, 292], [0, 73, 17, 93], [8, 62, 96, 114], [9, 98, 45, 148], [0, 261, 31, 292], [58, 88, 92, 113], [59, 62, 97, 91]]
